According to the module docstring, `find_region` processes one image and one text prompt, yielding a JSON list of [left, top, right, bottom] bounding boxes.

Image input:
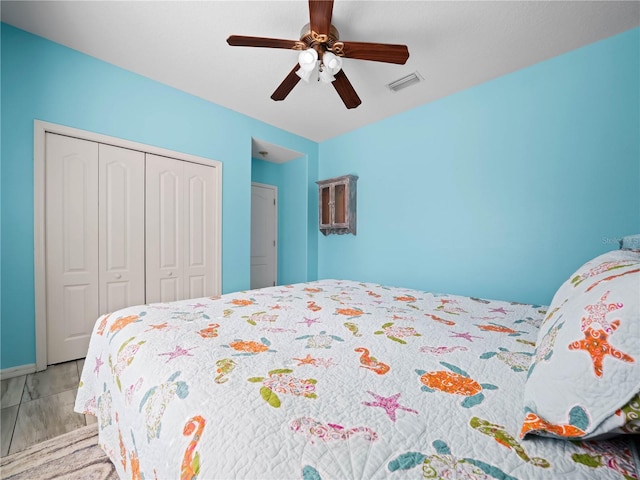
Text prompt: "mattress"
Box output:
[[75, 279, 639, 479]]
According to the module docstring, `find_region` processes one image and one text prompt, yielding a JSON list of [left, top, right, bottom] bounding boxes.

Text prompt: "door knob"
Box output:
[[115, 274, 122, 279], [168, 271, 173, 277]]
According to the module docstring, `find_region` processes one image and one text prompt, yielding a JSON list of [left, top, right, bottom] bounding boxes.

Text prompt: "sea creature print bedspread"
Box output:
[[74, 280, 639, 480]]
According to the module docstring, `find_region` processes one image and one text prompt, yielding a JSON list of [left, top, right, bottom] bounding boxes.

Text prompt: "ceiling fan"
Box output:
[[227, 0, 410, 109]]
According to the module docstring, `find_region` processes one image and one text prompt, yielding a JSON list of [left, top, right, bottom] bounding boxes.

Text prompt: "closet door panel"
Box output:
[[98, 144, 145, 314], [183, 161, 216, 299], [146, 154, 183, 303], [45, 133, 99, 364]]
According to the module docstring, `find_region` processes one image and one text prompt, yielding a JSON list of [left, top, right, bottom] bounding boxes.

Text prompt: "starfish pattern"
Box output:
[[581, 291, 623, 333], [94, 355, 104, 375], [293, 354, 317, 366], [362, 391, 418, 422], [298, 317, 321, 327], [568, 321, 634, 377], [449, 331, 483, 342], [158, 345, 197, 363], [189, 302, 208, 309]]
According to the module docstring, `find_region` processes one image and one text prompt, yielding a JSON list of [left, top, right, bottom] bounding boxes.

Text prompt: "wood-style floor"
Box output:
[[0, 359, 95, 456]]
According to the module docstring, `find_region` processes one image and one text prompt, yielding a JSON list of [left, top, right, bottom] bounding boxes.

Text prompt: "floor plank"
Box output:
[[1, 376, 26, 408], [21, 362, 79, 402], [1, 405, 19, 456], [9, 389, 85, 455]]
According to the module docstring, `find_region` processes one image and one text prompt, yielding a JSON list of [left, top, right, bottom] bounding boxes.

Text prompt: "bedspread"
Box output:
[[75, 280, 639, 479]]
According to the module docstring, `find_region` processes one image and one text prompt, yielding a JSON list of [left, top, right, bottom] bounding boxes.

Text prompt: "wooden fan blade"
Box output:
[[271, 64, 302, 101], [309, 0, 333, 35], [332, 70, 361, 109], [340, 41, 409, 64], [227, 35, 299, 49]]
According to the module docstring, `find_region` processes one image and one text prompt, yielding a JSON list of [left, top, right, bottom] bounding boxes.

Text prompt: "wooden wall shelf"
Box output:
[[316, 174, 358, 235]]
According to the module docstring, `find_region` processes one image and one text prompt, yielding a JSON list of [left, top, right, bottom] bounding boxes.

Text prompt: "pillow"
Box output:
[[521, 249, 640, 439]]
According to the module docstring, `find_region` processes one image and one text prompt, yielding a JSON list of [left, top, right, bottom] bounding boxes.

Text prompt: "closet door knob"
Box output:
[[115, 274, 122, 279], [168, 271, 173, 277]]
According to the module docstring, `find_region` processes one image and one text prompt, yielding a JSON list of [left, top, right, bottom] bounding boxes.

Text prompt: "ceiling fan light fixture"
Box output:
[[298, 48, 318, 71], [296, 65, 316, 82], [322, 51, 342, 74], [318, 66, 336, 84]]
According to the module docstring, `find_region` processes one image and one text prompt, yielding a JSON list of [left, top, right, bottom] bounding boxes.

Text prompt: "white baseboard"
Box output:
[[1, 363, 36, 380]]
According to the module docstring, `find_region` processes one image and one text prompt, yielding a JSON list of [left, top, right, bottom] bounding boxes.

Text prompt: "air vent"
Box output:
[[386, 71, 423, 92]]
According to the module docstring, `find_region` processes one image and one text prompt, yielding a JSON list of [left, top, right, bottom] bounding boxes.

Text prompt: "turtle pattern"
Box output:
[[520, 405, 589, 439], [247, 368, 317, 408], [243, 311, 278, 326], [222, 337, 276, 356], [171, 310, 210, 322], [480, 347, 534, 373], [374, 322, 422, 344], [415, 361, 498, 408], [388, 440, 517, 480], [527, 318, 566, 378], [107, 312, 145, 341], [197, 323, 220, 338], [109, 337, 146, 391], [296, 331, 344, 349], [474, 322, 526, 337], [514, 316, 542, 329], [139, 371, 189, 442]]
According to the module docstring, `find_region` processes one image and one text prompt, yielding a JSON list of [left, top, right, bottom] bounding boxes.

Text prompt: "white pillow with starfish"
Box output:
[[521, 249, 640, 439]]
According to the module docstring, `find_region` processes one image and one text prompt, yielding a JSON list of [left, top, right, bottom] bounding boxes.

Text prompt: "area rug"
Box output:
[[0, 424, 117, 479]]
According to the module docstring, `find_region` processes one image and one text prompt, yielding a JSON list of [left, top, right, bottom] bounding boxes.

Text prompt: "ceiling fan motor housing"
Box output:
[[298, 23, 343, 55]]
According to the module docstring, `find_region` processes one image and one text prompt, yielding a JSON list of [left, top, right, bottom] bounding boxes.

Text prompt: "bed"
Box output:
[[75, 246, 640, 479]]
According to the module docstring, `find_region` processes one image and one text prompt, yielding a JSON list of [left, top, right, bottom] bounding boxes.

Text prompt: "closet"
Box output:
[[42, 131, 220, 365]]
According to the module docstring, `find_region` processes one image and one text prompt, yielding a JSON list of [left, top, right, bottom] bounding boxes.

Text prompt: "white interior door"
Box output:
[[183, 161, 217, 299], [45, 133, 99, 364], [250, 183, 277, 289], [98, 144, 145, 314], [146, 154, 184, 303]]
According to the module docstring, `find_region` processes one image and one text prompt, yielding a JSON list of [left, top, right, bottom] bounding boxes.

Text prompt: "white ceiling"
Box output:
[[2, 1, 639, 144]]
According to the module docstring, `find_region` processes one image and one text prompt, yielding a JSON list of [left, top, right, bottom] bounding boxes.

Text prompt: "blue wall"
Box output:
[[318, 27, 640, 305], [0, 24, 318, 369]]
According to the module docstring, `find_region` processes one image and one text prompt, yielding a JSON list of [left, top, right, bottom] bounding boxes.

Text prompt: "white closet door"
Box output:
[[146, 154, 184, 303], [45, 133, 99, 364], [98, 144, 145, 314], [183, 161, 217, 299]]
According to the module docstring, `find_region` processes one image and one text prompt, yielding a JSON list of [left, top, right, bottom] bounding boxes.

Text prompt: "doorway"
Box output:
[[250, 183, 278, 289]]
